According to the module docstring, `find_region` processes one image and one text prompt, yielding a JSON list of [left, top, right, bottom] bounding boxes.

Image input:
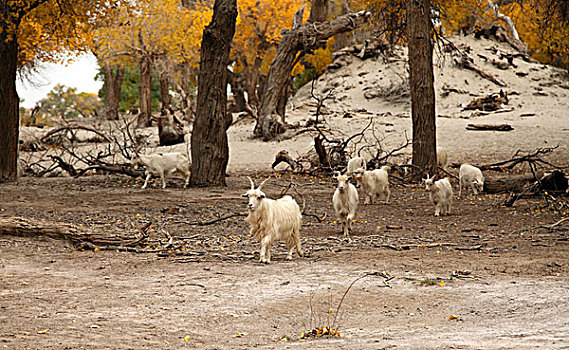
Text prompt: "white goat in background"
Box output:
[[332, 172, 359, 236], [346, 157, 366, 175], [243, 177, 303, 264], [437, 147, 448, 169], [353, 165, 391, 204], [132, 152, 190, 189], [424, 175, 453, 216], [459, 163, 485, 196]]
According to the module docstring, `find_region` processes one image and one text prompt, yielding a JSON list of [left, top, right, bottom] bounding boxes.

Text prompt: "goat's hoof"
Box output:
[[286, 256, 293, 261]]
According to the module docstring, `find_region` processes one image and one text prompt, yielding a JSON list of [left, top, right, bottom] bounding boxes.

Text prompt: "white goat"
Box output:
[[353, 166, 391, 204], [243, 177, 302, 264], [459, 163, 484, 196], [346, 157, 366, 175], [132, 152, 190, 189], [423, 175, 453, 216], [332, 173, 359, 236], [437, 147, 448, 169]]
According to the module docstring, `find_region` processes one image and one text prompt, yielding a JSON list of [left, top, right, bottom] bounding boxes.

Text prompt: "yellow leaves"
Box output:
[[301, 326, 341, 339], [234, 332, 248, 338], [90, 324, 101, 329], [438, 280, 445, 287], [93, 0, 211, 68], [37, 329, 50, 334], [449, 314, 460, 320], [183, 335, 191, 342]]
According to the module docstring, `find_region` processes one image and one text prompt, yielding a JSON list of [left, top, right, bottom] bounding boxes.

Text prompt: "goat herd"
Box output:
[[132, 147, 485, 264]]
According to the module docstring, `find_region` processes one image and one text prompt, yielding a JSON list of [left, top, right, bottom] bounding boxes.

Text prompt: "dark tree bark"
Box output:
[[227, 69, 246, 112], [102, 64, 124, 120], [309, 0, 329, 23], [256, 9, 370, 141], [0, 32, 20, 183], [137, 55, 153, 128], [190, 0, 237, 186], [407, 0, 436, 178], [159, 70, 171, 111]]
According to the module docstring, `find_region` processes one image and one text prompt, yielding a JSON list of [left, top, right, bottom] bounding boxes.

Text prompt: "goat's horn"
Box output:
[[258, 177, 270, 190], [247, 176, 255, 189]]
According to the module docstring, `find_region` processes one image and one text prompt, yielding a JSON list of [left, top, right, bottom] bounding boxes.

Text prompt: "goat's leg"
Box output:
[[259, 235, 272, 264], [142, 172, 152, 189], [159, 170, 167, 189], [183, 171, 190, 188], [434, 204, 441, 216], [385, 188, 390, 204], [294, 232, 303, 257]]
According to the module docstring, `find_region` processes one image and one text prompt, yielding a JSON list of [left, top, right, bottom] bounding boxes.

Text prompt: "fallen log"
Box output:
[[454, 54, 507, 87], [484, 172, 543, 194], [466, 123, 513, 131], [0, 217, 150, 247], [484, 171, 568, 195]]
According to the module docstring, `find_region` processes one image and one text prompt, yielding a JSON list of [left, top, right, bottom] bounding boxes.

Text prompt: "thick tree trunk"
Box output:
[[256, 9, 370, 141], [137, 55, 153, 128], [407, 0, 437, 178], [190, 0, 237, 186], [159, 70, 171, 110], [102, 64, 124, 120], [0, 34, 20, 183]]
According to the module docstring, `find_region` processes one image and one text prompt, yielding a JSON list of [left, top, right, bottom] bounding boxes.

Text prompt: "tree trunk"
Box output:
[[159, 70, 171, 110], [227, 69, 246, 112], [333, 0, 355, 51], [256, 9, 370, 141], [102, 64, 124, 120], [309, 0, 329, 23], [407, 0, 436, 178], [190, 0, 237, 187], [137, 55, 153, 128], [0, 33, 20, 183]]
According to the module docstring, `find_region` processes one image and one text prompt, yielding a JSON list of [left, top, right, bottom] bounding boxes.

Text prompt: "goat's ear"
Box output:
[[241, 193, 248, 198], [260, 193, 265, 199], [333, 171, 340, 178]]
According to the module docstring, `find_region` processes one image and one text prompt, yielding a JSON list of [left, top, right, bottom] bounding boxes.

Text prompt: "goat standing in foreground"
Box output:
[[424, 175, 453, 216], [332, 172, 359, 236], [459, 163, 485, 196], [132, 152, 190, 189], [243, 177, 303, 264], [353, 166, 391, 204]]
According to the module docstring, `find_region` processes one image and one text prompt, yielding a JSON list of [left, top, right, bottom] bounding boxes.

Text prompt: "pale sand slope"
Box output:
[[227, 34, 568, 171]]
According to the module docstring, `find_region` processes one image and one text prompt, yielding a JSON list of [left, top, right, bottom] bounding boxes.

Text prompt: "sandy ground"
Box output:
[[2, 35, 569, 349]]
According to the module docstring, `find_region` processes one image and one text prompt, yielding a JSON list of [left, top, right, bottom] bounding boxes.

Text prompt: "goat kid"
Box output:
[[332, 172, 359, 236], [423, 175, 453, 216], [243, 177, 302, 264], [353, 166, 391, 204], [132, 152, 190, 189], [459, 163, 484, 196]]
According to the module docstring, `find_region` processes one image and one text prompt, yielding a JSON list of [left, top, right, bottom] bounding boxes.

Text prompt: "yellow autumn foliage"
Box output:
[[12, 0, 119, 66], [93, 0, 211, 68], [233, 0, 311, 75]]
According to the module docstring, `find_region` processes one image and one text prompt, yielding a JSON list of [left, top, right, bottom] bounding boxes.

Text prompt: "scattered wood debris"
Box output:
[[466, 123, 513, 131]]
